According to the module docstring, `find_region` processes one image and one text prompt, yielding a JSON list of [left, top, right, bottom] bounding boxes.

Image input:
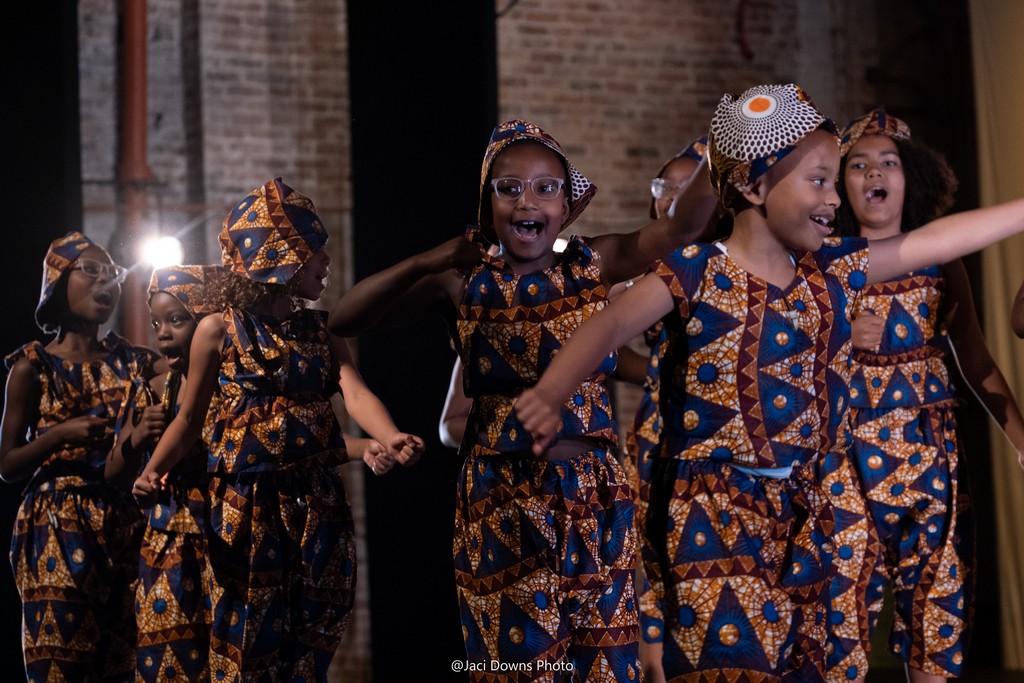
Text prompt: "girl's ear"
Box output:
[[740, 178, 768, 207]]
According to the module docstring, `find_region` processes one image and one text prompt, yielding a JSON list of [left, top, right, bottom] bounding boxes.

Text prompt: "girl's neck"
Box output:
[[50, 325, 105, 357], [721, 220, 797, 288], [858, 220, 902, 240], [249, 292, 296, 318]]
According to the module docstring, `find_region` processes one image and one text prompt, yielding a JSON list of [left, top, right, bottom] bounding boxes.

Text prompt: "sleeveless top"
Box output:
[[848, 265, 956, 410], [653, 237, 869, 468], [4, 332, 157, 489], [455, 226, 617, 456], [208, 307, 348, 474]]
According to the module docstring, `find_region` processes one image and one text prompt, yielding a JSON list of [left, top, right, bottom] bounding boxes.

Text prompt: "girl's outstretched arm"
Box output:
[[591, 159, 718, 285], [439, 358, 471, 449], [0, 359, 108, 482], [330, 333, 424, 466], [943, 259, 1024, 471], [133, 315, 225, 506], [1013, 280, 1024, 338], [867, 198, 1024, 284], [516, 275, 675, 453], [328, 236, 483, 336]]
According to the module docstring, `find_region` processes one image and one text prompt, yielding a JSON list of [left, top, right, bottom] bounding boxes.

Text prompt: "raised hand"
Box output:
[[360, 439, 396, 475], [385, 432, 425, 466], [420, 236, 486, 274], [851, 310, 884, 352], [132, 470, 165, 508], [514, 388, 562, 455], [130, 405, 167, 450]]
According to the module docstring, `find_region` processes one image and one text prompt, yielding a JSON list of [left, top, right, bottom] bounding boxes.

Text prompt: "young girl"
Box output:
[[133, 178, 424, 682], [329, 119, 717, 680], [515, 83, 1024, 681], [834, 108, 1024, 683], [104, 264, 230, 683], [0, 232, 158, 682]]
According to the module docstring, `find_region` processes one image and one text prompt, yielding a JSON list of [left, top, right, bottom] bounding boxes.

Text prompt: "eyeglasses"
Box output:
[[650, 177, 684, 200], [491, 176, 565, 201], [70, 258, 127, 283]]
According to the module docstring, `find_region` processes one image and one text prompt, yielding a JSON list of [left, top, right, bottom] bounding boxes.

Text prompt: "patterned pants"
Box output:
[[136, 526, 211, 682], [454, 448, 640, 682], [205, 466, 355, 683], [850, 405, 973, 677], [11, 481, 141, 683], [644, 458, 835, 683]]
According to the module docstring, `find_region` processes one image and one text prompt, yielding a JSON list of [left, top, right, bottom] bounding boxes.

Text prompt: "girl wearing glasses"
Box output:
[[329, 120, 717, 681], [0, 232, 159, 682]]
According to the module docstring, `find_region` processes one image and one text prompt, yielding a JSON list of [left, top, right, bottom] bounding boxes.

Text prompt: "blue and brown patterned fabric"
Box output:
[[453, 226, 640, 681], [456, 226, 617, 456], [842, 266, 972, 679], [839, 107, 912, 157], [35, 231, 96, 332], [642, 237, 871, 680], [205, 307, 354, 682], [218, 178, 327, 285], [148, 264, 230, 319], [5, 333, 154, 682]]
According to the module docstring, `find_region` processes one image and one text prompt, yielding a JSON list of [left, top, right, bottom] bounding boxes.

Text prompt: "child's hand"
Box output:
[[420, 236, 485, 274], [851, 311, 884, 352], [361, 439, 396, 475], [130, 405, 167, 450], [385, 432, 425, 466], [514, 389, 561, 455], [1017, 449, 1024, 473], [55, 415, 109, 447], [132, 470, 164, 508]]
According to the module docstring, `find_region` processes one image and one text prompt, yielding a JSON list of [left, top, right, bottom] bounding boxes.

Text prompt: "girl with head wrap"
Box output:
[[103, 264, 230, 682], [131, 179, 425, 682], [0, 232, 158, 682], [516, 83, 1024, 681], [831, 108, 1024, 683], [329, 119, 718, 681]]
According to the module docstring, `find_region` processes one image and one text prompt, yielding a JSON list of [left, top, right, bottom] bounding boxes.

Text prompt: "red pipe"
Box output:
[[119, 0, 151, 344]]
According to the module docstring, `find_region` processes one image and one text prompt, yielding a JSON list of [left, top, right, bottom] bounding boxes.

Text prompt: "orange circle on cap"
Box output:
[[749, 97, 772, 113]]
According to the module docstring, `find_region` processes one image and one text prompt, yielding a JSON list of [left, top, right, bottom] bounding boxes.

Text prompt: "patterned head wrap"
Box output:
[[148, 265, 228, 319], [219, 178, 328, 284], [35, 231, 97, 332], [840, 107, 912, 157], [478, 120, 596, 242], [650, 135, 709, 219], [708, 84, 838, 210]]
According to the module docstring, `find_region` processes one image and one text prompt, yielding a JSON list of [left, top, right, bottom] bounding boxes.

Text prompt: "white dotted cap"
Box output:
[[710, 84, 827, 162]]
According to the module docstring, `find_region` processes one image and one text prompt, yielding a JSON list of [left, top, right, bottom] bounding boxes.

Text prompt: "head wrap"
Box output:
[[478, 120, 596, 242], [148, 265, 228, 319], [35, 231, 96, 333], [840, 107, 912, 157], [650, 135, 709, 219], [219, 177, 328, 284], [708, 83, 838, 210]]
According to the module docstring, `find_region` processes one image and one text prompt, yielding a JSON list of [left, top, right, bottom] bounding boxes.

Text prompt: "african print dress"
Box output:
[[846, 265, 972, 678], [647, 238, 870, 683], [135, 371, 219, 683], [5, 333, 152, 683], [622, 322, 672, 649], [453, 227, 640, 683], [205, 307, 355, 683]]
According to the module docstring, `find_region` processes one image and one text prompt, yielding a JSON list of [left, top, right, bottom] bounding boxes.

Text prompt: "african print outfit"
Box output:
[[6, 333, 152, 683], [845, 265, 972, 678], [135, 371, 218, 683], [647, 237, 870, 682], [622, 322, 671, 648], [453, 227, 640, 682], [205, 307, 355, 683]]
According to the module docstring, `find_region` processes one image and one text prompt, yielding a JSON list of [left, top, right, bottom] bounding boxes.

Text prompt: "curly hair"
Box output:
[[836, 137, 958, 236], [189, 271, 291, 316]]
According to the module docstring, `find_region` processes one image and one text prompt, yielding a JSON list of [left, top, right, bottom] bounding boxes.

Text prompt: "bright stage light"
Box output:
[[141, 235, 184, 268]]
